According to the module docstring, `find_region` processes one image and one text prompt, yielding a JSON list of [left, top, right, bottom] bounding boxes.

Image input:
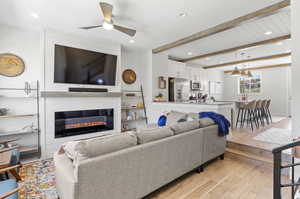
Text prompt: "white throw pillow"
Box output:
[[166, 111, 188, 126]]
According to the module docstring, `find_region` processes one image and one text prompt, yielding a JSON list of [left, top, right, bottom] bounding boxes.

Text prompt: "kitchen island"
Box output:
[[148, 101, 235, 124]]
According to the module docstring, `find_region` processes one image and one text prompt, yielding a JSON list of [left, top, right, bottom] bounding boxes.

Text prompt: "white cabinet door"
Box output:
[[168, 60, 187, 78]]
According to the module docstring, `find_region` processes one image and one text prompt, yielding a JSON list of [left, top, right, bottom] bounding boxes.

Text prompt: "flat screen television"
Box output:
[[54, 44, 117, 86]]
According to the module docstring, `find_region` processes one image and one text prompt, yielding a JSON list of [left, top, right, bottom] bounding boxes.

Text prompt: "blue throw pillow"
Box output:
[[158, 115, 167, 126]]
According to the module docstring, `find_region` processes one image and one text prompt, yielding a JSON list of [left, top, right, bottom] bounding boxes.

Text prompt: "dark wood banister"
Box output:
[[272, 139, 300, 199], [272, 140, 300, 154]]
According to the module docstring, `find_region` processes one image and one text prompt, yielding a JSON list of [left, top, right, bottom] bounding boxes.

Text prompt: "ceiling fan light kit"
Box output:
[[80, 2, 136, 37], [102, 21, 114, 30]]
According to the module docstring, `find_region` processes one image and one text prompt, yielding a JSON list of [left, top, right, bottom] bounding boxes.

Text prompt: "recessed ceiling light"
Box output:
[[277, 42, 283, 45], [129, 39, 135, 43], [187, 52, 193, 55], [179, 13, 187, 17], [265, 31, 273, 35], [30, 13, 39, 18], [205, 57, 211, 60]]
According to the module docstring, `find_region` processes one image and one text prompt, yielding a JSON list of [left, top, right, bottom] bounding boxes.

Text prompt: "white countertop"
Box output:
[[152, 101, 234, 106]]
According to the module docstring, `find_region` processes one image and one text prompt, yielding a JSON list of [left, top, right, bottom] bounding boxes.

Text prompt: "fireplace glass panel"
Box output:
[[55, 109, 114, 138]]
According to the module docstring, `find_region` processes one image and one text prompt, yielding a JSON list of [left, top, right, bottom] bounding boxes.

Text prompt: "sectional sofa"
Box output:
[[54, 118, 226, 199]]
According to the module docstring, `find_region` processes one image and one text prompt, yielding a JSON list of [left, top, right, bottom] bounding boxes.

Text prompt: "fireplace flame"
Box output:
[[66, 121, 107, 129]]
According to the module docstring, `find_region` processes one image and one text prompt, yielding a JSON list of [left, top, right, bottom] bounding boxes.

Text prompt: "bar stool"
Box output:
[[255, 100, 264, 126], [262, 99, 270, 125], [236, 102, 246, 128], [244, 100, 257, 131], [266, 99, 272, 123]]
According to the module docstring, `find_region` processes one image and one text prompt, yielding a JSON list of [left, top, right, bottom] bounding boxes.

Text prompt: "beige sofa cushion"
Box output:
[[199, 118, 215, 127], [63, 133, 137, 164], [136, 127, 174, 144], [187, 112, 199, 120], [166, 111, 187, 126], [170, 120, 200, 135]]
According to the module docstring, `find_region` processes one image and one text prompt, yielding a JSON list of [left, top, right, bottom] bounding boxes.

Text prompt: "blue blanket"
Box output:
[[199, 112, 230, 136]]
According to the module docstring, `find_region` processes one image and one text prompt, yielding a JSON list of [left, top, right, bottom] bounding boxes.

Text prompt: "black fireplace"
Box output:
[[55, 109, 114, 138]]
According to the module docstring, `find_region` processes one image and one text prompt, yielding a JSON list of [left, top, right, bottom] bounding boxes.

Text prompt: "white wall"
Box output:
[[292, 0, 300, 138], [152, 53, 170, 100], [0, 25, 43, 87], [0, 25, 43, 149], [0, 24, 129, 158], [120, 47, 152, 129], [121, 47, 152, 95], [223, 67, 290, 116]]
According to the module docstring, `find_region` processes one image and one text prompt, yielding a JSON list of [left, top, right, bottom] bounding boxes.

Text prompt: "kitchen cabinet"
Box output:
[[187, 67, 202, 81], [168, 60, 188, 79]]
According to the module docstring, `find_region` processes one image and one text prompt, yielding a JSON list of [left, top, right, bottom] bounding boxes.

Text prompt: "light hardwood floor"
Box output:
[[145, 155, 291, 199], [227, 117, 291, 151]]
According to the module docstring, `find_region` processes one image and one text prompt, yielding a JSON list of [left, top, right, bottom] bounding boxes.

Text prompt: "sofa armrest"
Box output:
[[54, 152, 78, 199], [202, 125, 226, 164]]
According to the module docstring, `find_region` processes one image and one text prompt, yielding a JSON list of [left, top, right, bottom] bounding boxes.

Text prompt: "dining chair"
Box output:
[[0, 165, 22, 199], [0, 145, 22, 199], [244, 100, 257, 131], [266, 99, 272, 123], [255, 100, 265, 126]]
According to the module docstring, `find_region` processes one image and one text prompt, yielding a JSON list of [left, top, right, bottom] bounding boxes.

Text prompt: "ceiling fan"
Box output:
[[80, 2, 136, 37]]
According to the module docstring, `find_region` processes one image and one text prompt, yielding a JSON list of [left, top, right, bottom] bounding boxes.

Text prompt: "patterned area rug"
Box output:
[[254, 128, 292, 145], [19, 159, 58, 199]]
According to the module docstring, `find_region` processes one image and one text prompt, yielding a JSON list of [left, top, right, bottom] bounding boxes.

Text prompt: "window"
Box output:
[[239, 74, 261, 94]]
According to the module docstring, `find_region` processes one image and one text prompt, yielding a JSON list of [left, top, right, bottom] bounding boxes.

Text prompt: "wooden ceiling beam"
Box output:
[[152, 0, 290, 54], [203, 52, 291, 69], [224, 63, 291, 73], [179, 34, 291, 62]]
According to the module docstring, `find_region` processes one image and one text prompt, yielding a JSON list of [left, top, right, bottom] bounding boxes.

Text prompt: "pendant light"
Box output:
[[247, 71, 253, 77], [240, 70, 247, 77], [246, 56, 253, 77], [231, 51, 241, 77], [231, 67, 241, 76]]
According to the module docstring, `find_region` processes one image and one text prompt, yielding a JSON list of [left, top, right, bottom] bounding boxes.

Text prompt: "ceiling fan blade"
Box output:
[[80, 25, 102, 30], [114, 25, 136, 37], [100, 2, 113, 22]]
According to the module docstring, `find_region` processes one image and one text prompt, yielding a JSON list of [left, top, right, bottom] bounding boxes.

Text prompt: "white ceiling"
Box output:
[[168, 8, 291, 70], [0, 0, 288, 51]]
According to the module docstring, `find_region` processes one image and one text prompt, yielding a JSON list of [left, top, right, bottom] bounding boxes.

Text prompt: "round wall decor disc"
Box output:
[[0, 53, 25, 77], [122, 69, 136, 84]]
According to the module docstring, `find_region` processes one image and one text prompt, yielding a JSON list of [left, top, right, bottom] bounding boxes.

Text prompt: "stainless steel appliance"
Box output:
[[191, 81, 201, 90], [169, 78, 190, 102]]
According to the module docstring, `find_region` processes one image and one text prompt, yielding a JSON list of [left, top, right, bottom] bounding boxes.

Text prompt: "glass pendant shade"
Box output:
[[247, 71, 253, 77], [240, 70, 247, 76], [231, 67, 241, 76]]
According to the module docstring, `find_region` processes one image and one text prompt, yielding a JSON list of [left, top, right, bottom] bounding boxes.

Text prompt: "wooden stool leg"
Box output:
[[236, 108, 241, 128]]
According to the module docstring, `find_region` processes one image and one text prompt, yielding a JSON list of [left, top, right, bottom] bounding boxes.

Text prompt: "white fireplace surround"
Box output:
[[40, 30, 122, 158], [42, 96, 121, 158]]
